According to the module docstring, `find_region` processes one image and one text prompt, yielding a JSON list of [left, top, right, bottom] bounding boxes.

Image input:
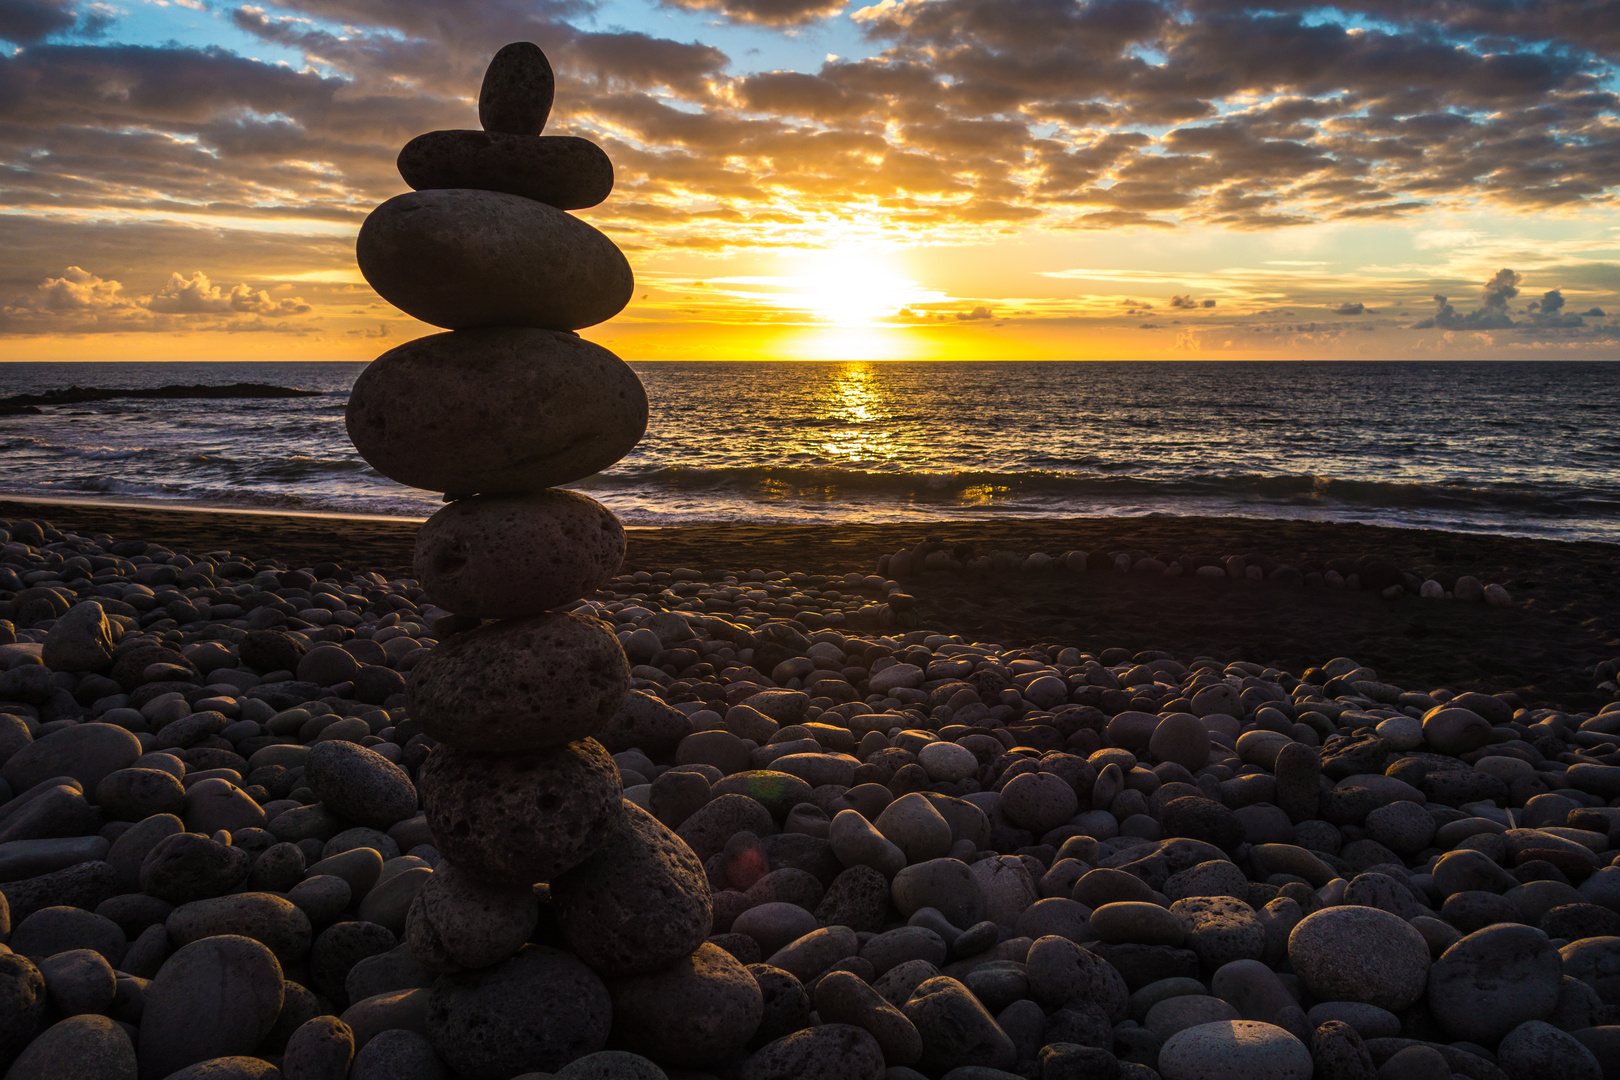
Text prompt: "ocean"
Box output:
[[1, 360, 1618, 542]]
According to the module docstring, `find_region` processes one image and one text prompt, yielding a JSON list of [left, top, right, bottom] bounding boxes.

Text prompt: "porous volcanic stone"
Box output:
[[415, 491, 625, 619], [303, 740, 419, 830], [739, 1023, 886, 1080], [355, 189, 633, 331], [398, 131, 612, 210], [417, 739, 622, 885], [406, 611, 630, 752], [2, 722, 141, 793], [4, 1013, 135, 1080], [426, 944, 610, 1079], [345, 327, 648, 495], [551, 801, 711, 977], [607, 941, 763, 1067]]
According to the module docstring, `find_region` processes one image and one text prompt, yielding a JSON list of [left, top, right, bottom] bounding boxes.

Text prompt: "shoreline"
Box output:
[[3, 495, 1617, 706]]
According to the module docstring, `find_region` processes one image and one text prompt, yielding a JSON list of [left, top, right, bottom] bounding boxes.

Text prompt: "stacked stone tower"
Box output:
[[346, 43, 759, 1076]]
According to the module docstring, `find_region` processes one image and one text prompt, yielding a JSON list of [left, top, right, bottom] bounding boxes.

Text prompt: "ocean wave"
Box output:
[[579, 465, 1620, 518]]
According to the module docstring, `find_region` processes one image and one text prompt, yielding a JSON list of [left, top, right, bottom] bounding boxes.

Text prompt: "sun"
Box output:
[[791, 247, 936, 326]]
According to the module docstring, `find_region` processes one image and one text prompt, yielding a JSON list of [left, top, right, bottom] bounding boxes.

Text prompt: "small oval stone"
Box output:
[[479, 41, 554, 135]]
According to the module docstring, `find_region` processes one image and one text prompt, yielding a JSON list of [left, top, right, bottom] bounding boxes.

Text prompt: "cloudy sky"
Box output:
[[2, 0, 1618, 362]]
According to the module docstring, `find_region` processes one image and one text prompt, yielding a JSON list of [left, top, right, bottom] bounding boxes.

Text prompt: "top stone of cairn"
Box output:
[[480, 41, 555, 135]]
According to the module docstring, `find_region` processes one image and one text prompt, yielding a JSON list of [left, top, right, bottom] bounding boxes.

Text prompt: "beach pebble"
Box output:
[[404, 858, 538, 971], [608, 941, 763, 1067], [304, 740, 419, 831], [901, 975, 1017, 1074], [550, 801, 711, 976], [892, 858, 984, 928], [814, 969, 923, 1066], [417, 738, 623, 885], [137, 934, 285, 1080], [1426, 923, 1563, 1044], [740, 1023, 885, 1080], [345, 327, 648, 494], [348, 1028, 446, 1080], [283, 1014, 354, 1080], [166, 892, 312, 965], [1494, 1019, 1602, 1078], [2, 722, 141, 794], [356, 189, 633, 331], [1158, 1020, 1312, 1080], [426, 944, 610, 1077], [41, 601, 117, 673], [398, 131, 613, 210], [1287, 906, 1429, 1011]]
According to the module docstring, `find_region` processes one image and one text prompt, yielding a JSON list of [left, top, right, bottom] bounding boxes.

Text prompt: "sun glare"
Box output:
[[791, 248, 935, 327]]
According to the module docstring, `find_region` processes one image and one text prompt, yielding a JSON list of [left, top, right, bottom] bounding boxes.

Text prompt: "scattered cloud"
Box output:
[[1333, 302, 1370, 315], [0, 266, 315, 333], [659, 0, 846, 27]]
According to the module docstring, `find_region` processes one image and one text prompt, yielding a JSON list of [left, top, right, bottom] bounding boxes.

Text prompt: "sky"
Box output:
[[1, 0, 1618, 362]]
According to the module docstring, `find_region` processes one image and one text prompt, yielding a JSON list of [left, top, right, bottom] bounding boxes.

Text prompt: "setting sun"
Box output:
[[790, 248, 934, 327]]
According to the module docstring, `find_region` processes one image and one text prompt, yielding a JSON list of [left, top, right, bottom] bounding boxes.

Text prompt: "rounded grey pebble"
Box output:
[[738, 1023, 885, 1080], [415, 492, 625, 621], [1496, 1019, 1602, 1080], [1158, 1019, 1312, 1080], [608, 941, 764, 1068], [1287, 905, 1430, 1012], [166, 892, 312, 966], [303, 741, 419, 832], [405, 858, 538, 972], [345, 327, 648, 495], [426, 944, 610, 1078], [356, 189, 632, 332], [1024, 934, 1129, 1019], [1, 1012, 134, 1080], [552, 801, 711, 977], [137, 935, 285, 1080], [406, 611, 629, 752], [37, 947, 115, 1016], [418, 738, 623, 887], [555, 1050, 669, 1079], [1425, 923, 1562, 1045], [282, 1014, 354, 1080], [349, 1028, 448, 1080]]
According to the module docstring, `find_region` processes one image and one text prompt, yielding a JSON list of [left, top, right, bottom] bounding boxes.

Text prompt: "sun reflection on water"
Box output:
[[815, 363, 898, 464]]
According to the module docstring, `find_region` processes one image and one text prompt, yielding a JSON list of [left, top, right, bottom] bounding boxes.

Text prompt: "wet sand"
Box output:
[[3, 497, 1616, 708]]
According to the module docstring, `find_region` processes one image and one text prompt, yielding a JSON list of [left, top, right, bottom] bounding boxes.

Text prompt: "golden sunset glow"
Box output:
[[0, 1, 1616, 362]]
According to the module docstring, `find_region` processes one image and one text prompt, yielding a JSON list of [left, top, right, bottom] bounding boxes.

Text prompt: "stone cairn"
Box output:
[[347, 43, 754, 1076]]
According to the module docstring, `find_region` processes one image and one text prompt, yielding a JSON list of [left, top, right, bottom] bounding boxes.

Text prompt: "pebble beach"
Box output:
[[0, 500, 1617, 1080]]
